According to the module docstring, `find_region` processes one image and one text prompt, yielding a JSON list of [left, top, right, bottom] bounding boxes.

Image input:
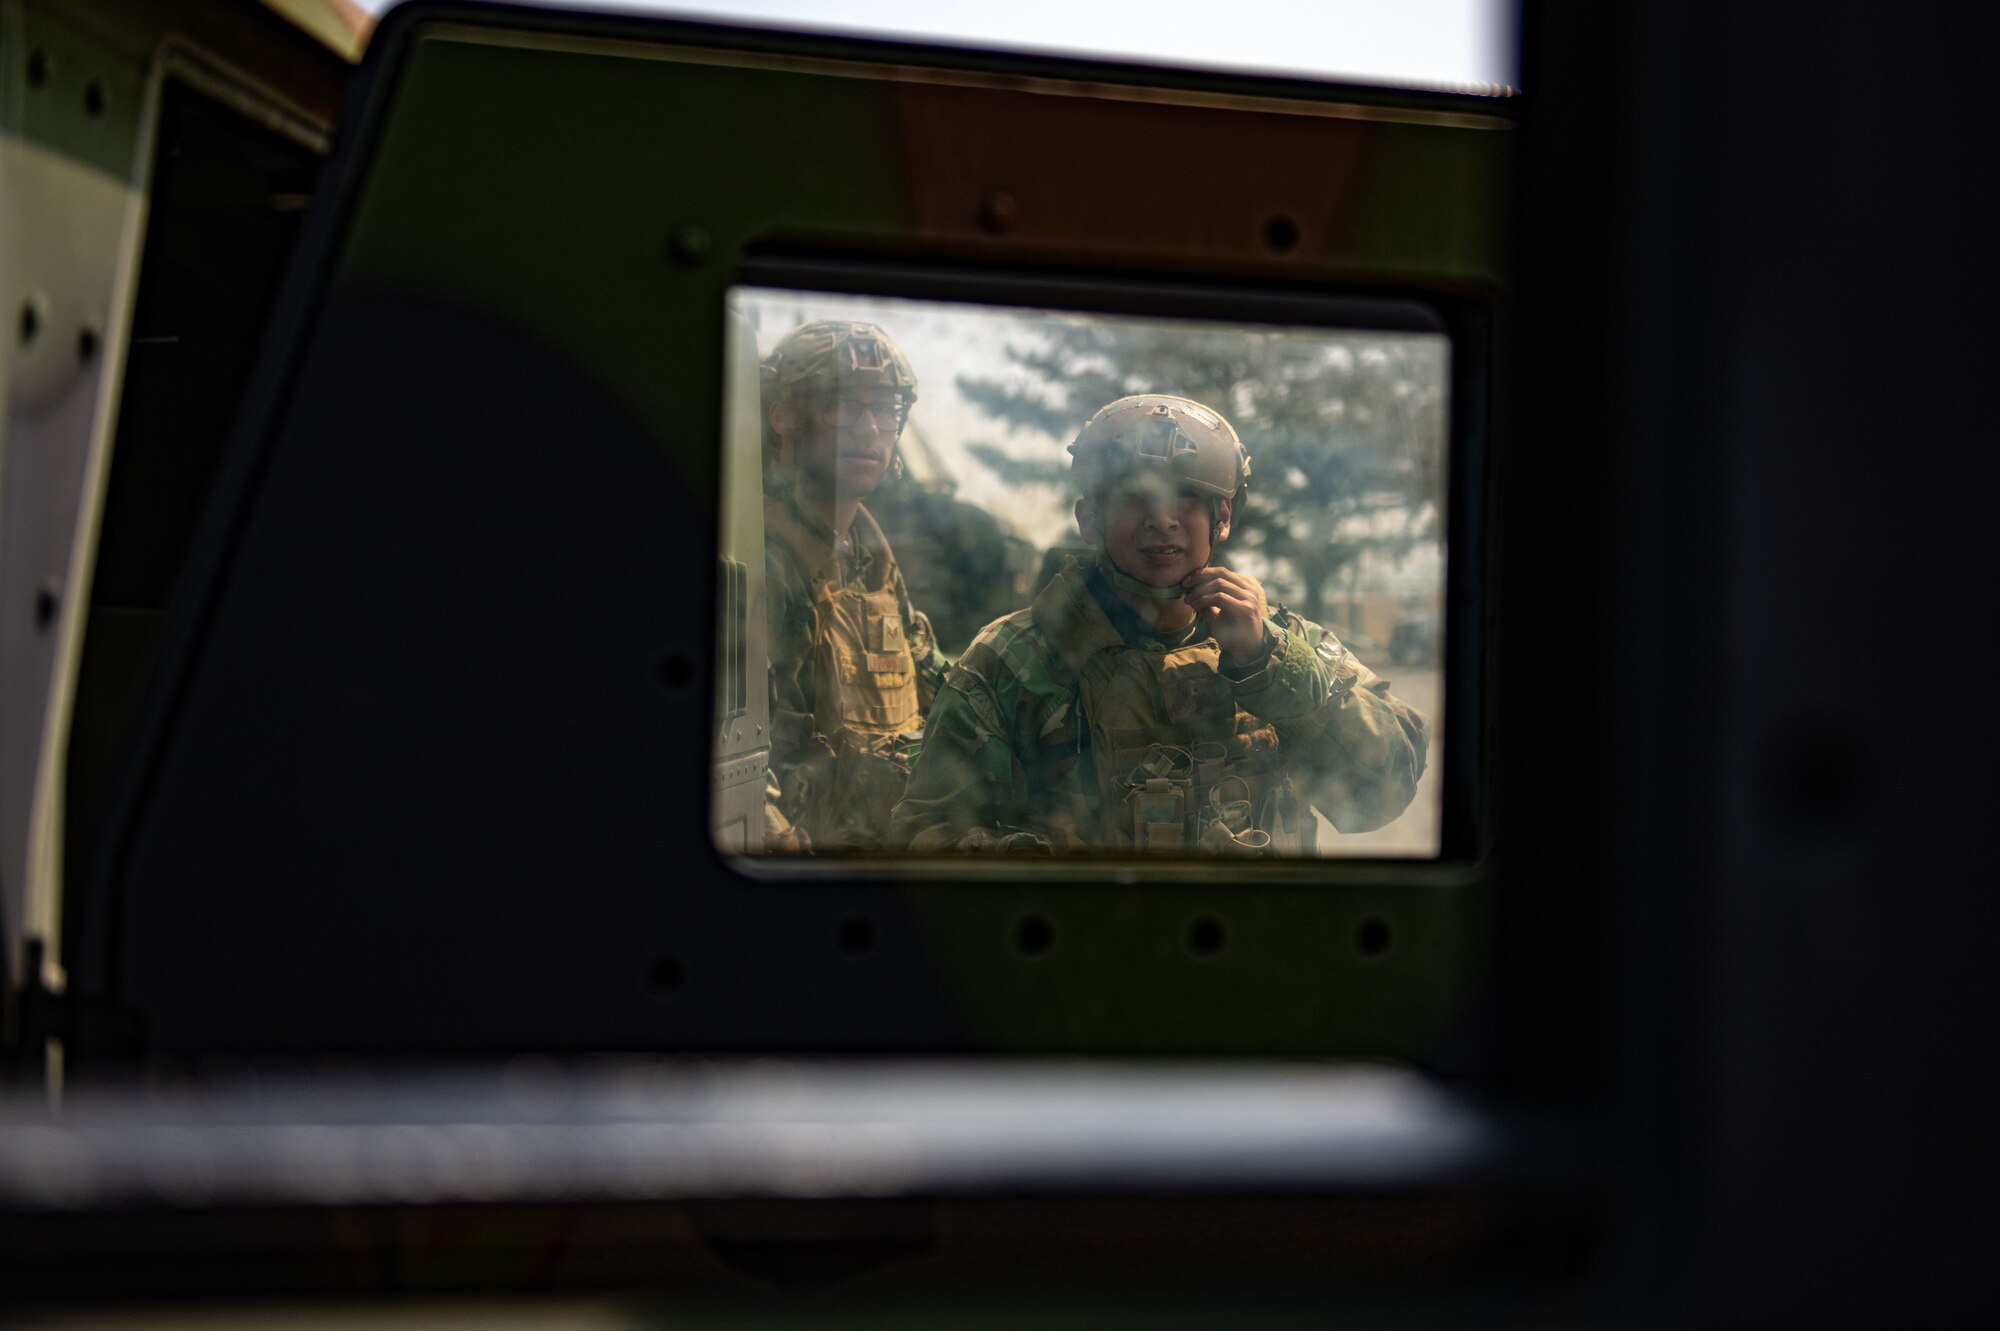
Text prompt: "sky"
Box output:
[[344, 0, 1518, 92]]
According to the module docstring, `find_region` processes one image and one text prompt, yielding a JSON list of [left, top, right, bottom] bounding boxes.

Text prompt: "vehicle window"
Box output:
[[719, 286, 1448, 861]]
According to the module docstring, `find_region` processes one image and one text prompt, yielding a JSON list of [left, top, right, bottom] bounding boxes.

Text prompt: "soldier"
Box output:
[[761, 320, 948, 852], [890, 394, 1429, 855]]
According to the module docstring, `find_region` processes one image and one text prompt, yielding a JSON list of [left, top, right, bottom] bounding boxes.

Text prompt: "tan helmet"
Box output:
[[761, 320, 918, 418], [1067, 394, 1251, 501]]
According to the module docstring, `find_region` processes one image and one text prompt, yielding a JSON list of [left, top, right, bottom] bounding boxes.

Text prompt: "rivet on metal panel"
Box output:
[[667, 224, 711, 266], [1015, 914, 1054, 958], [1356, 918, 1392, 957], [1186, 916, 1225, 958], [977, 191, 1018, 235], [837, 915, 876, 956], [646, 954, 686, 998], [656, 650, 695, 693]]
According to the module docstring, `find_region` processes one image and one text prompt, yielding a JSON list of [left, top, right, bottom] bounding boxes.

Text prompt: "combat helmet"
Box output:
[[762, 320, 918, 419], [1067, 394, 1251, 503], [1068, 395, 1253, 600], [761, 321, 919, 479]]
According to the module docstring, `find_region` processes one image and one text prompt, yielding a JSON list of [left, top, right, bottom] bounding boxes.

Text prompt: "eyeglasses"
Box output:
[[812, 395, 906, 431]]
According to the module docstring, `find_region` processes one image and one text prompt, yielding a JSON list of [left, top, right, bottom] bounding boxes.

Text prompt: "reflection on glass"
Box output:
[[719, 288, 1449, 861]]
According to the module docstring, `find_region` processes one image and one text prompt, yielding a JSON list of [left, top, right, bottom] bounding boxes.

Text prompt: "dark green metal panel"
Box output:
[[2, 0, 150, 181], [899, 878, 1488, 1055], [91, 5, 1509, 1061], [336, 32, 909, 473]]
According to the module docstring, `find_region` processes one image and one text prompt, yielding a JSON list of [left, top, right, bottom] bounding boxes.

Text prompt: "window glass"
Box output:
[[718, 287, 1449, 862]]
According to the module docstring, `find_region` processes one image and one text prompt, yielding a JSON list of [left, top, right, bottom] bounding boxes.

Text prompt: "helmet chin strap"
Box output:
[[1096, 551, 1193, 602]]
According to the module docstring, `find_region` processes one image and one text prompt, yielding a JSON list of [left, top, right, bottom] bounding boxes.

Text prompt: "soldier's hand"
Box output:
[[1184, 565, 1271, 665], [764, 804, 813, 854], [769, 824, 813, 854]]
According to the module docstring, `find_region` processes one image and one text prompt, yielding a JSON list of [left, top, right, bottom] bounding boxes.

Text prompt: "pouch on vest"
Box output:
[[862, 610, 913, 680], [1255, 784, 1316, 856], [1197, 775, 1272, 856], [1160, 655, 1235, 722], [1127, 778, 1188, 852]]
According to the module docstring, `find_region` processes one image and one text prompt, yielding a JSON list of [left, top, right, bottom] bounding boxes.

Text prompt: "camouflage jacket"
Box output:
[[765, 489, 949, 837], [889, 560, 1429, 853]]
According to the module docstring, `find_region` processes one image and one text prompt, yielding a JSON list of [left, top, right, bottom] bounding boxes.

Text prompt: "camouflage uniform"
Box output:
[[897, 389, 1430, 855], [764, 483, 949, 850], [890, 559, 1426, 853]]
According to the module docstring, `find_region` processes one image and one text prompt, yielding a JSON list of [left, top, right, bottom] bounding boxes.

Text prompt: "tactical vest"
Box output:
[[765, 500, 920, 848], [1034, 565, 1314, 856]]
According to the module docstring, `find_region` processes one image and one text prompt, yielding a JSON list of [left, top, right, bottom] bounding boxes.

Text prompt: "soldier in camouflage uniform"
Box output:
[[761, 321, 949, 852], [890, 394, 1428, 855]]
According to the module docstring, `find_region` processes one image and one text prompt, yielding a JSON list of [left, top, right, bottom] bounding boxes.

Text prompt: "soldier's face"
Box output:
[[776, 381, 903, 500], [1079, 478, 1232, 587]]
